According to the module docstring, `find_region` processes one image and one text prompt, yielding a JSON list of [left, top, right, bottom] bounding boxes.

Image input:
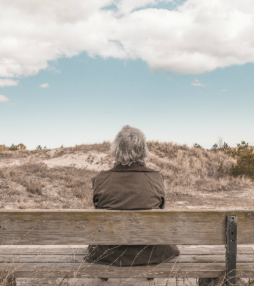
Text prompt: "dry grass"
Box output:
[[0, 141, 253, 210], [0, 164, 96, 209], [148, 141, 252, 192]]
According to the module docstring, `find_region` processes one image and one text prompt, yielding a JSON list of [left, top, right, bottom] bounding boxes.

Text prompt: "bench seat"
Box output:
[[1, 209, 254, 285], [1, 245, 254, 279]]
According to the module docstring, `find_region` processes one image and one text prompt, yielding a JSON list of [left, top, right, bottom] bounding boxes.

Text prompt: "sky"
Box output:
[[1, 0, 254, 150]]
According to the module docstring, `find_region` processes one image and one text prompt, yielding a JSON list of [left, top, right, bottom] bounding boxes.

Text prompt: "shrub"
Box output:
[[9, 144, 18, 151], [193, 143, 203, 149], [17, 143, 26, 150], [217, 141, 254, 179], [211, 142, 231, 153], [0, 145, 6, 151], [230, 142, 254, 179], [9, 143, 27, 151]]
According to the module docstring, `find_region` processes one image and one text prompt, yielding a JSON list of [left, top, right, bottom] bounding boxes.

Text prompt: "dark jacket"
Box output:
[[86, 162, 179, 266]]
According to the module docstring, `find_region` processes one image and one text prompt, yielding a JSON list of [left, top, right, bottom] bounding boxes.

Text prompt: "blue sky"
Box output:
[[1, 0, 254, 149]]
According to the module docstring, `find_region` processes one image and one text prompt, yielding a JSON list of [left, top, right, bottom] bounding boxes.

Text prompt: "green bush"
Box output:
[[9, 144, 18, 151], [217, 141, 254, 179], [9, 143, 27, 151], [17, 143, 26, 150], [193, 143, 203, 149], [230, 141, 254, 179]]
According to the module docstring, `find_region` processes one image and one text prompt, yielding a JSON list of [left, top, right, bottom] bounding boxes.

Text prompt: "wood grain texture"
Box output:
[[1, 209, 254, 245], [2, 254, 254, 263], [16, 278, 190, 286], [1, 246, 254, 279], [3, 262, 254, 278], [0, 262, 227, 278], [1, 245, 254, 254]]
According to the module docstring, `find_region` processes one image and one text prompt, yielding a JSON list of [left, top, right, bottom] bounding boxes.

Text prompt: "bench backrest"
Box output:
[[0, 209, 253, 245]]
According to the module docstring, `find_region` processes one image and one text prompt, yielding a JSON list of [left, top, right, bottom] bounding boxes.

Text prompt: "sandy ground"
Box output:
[[0, 150, 158, 172]]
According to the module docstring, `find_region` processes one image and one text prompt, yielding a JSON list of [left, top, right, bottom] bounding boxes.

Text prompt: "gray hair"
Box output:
[[110, 125, 149, 166]]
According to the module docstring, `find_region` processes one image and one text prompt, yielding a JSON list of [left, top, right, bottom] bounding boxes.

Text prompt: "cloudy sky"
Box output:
[[1, 0, 254, 149]]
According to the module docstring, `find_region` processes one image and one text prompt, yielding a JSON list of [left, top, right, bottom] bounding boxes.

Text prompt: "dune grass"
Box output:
[[0, 141, 253, 209]]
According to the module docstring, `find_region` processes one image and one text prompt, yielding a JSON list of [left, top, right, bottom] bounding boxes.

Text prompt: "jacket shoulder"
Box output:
[[143, 171, 164, 182], [91, 171, 112, 189]]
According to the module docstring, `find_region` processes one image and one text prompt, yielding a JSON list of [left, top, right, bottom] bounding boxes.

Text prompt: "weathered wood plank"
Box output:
[[1, 210, 254, 245], [1, 245, 253, 254], [16, 278, 189, 286], [1, 254, 254, 263], [4, 262, 254, 278], [2, 262, 228, 278]]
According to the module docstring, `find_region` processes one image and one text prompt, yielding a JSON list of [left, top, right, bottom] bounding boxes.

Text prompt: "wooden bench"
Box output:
[[0, 209, 254, 286]]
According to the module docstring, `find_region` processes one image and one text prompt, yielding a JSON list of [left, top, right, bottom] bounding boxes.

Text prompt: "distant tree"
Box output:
[[230, 141, 254, 179], [17, 143, 26, 150], [193, 143, 203, 149], [36, 145, 42, 150], [9, 143, 27, 151], [211, 143, 218, 152], [216, 141, 254, 179], [9, 144, 18, 151], [217, 136, 223, 148]]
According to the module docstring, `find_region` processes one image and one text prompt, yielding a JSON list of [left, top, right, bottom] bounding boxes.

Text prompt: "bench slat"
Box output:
[[2, 262, 254, 278], [1, 210, 254, 245], [1, 254, 254, 263], [1, 245, 253, 255]]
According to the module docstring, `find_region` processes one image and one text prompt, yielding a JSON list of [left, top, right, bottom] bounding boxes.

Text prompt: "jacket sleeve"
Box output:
[[159, 197, 165, 209], [91, 172, 112, 208], [91, 175, 98, 208], [159, 172, 166, 209]]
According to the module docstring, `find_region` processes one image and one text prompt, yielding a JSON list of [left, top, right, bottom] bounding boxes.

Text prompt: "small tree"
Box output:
[[217, 141, 254, 179], [9, 144, 18, 151], [211, 143, 218, 152], [193, 143, 203, 149], [230, 141, 254, 179], [17, 143, 26, 150], [36, 145, 42, 150]]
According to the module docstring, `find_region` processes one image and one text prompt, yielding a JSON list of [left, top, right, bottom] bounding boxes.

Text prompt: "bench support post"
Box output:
[[226, 215, 237, 285]]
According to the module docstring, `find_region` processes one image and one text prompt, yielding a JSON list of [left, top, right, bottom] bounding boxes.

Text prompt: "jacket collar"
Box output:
[[110, 162, 158, 172]]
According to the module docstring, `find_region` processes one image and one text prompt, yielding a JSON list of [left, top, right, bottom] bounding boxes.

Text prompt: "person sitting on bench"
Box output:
[[86, 125, 179, 271]]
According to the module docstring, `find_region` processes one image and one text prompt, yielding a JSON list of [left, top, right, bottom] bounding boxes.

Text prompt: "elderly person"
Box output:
[[86, 125, 179, 268]]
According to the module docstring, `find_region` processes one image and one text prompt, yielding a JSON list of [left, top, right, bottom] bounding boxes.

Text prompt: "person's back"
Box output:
[[86, 125, 179, 267]]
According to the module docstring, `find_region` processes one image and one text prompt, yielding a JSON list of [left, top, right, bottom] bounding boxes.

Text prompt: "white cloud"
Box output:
[[0, 78, 19, 87], [0, 0, 254, 80], [191, 79, 208, 87], [217, 88, 227, 94], [40, 83, 49, 88], [0, 95, 9, 102]]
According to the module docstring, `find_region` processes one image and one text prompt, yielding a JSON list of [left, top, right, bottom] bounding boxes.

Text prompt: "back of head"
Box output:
[[110, 125, 149, 167]]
